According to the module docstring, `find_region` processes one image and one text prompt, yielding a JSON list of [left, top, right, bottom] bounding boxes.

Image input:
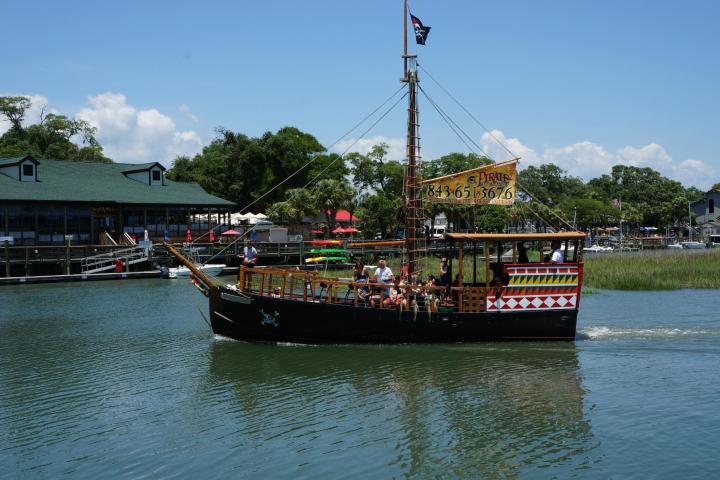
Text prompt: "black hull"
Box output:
[[209, 287, 578, 343]]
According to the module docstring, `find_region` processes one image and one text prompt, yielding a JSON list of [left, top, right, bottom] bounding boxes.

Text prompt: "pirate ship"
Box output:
[[166, 1, 586, 343]]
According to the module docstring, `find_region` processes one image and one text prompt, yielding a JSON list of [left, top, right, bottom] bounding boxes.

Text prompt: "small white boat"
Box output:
[[168, 263, 226, 278], [667, 243, 683, 250], [584, 245, 613, 253], [681, 241, 706, 250]]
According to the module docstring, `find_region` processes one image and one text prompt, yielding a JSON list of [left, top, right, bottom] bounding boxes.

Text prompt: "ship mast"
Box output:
[[403, 0, 424, 278]]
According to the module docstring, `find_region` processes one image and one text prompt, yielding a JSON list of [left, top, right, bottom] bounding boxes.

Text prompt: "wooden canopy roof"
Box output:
[[445, 232, 586, 241]]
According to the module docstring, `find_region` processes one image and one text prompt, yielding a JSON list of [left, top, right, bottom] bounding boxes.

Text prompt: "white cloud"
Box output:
[[481, 129, 540, 165], [0, 94, 52, 135], [479, 129, 718, 190], [77, 93, 203, 165], [178, 103, 199, 123], [333, 135, 406, 161]]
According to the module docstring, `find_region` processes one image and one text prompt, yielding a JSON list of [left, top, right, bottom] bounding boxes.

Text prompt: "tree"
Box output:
[[0, 96, 31, 133], [168, 127, 328, 210], [357, 194, 402, 238], [517, 164, 587, 207], [348, 143, 405, 197], [311, 179, 355, 229], [0, 96, 111, 163], [587, 165, 689, 226], [474, 205, 511, 232]]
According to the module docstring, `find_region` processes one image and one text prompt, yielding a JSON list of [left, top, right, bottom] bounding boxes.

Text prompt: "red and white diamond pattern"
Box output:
[[487, 294, 577, 311]]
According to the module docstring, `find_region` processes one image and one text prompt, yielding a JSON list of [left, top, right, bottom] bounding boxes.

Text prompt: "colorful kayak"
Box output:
[[305, 256, 349, 264], [309, 248, 348, 255]]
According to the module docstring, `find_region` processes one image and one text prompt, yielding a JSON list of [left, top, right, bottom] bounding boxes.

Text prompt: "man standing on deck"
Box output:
[[550, 240, 564, 264], [374, 259, 394, 284], [242, 240, 258, 268]]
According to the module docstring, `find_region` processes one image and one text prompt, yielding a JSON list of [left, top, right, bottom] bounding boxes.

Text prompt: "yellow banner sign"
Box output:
[[421, 160, 518, 205]]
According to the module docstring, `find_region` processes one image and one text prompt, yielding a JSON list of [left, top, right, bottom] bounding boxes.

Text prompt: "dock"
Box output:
[[0, 270, 163, 285]]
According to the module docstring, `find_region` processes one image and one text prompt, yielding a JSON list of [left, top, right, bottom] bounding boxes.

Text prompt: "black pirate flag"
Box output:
[[410, 13, 431, 45]]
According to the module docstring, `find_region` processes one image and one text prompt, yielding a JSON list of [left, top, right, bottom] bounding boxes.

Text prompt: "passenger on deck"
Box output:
[[383, 279, 407, 308], [517, 242, 529, 263], [550, 240, 564, 264], [411, 281, 426, 308], [374, 259, 394, 284], [439, 257, 450, 286], [352, 261, 365, 281]]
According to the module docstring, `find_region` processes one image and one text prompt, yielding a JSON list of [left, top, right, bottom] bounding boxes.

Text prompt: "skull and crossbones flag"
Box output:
[[410, 13, 431, 45]]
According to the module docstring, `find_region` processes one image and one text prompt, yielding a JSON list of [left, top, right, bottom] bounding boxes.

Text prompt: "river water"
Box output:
[[1, 280, 718, 479]]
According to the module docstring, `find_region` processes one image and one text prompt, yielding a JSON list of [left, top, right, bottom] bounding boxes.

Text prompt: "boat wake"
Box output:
[[577, 326, 718, 340]]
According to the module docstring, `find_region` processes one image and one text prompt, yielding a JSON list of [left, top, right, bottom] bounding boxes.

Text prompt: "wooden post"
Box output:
[[65, 237, 71, 275], [457, 242, 463, 288], [564, 240, 569, 261], [24, 247, 29, 277], [472, 242, 477, 285], [512, 242, 517, 263], [484, 242, 490, 292], [281, 275, 286, 299], [4, 240, 9, 277]]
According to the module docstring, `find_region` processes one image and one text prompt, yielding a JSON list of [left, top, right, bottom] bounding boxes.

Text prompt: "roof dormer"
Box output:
[[122, 162, 167, 186], [0, 155, 39, 182]]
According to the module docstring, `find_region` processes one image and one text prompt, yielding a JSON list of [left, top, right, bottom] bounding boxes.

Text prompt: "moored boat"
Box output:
[[168, 263, 226, 278]]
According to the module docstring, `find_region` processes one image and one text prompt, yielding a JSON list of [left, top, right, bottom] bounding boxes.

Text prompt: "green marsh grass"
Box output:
[[583, 248, 720, 290]]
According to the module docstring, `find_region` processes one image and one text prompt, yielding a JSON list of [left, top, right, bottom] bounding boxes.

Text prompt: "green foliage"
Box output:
[[517, 164, 587, 207], [0, 96, 111, 163], [474, 205, 512, 232], [357, 194, 402, 238], [587, 165, 689, 226], [167, 127, 329, 210], [559, 198, 617, 229], [348, 143, 405, 197], [312, 179, 356, 228]]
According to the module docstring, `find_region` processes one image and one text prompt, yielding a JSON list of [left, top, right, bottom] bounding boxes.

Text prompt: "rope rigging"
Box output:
[[416, 63, 576, 231]]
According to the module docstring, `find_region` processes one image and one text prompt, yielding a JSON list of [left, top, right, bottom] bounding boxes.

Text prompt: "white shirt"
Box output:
[[374, 266, 393, 282], [550, 249, 564, 264]]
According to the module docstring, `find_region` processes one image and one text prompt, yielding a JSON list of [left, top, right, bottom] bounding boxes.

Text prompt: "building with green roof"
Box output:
[[0, 155, 235, 245]]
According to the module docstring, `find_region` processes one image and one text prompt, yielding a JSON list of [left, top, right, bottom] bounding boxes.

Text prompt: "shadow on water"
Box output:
[[203, 341, 598, 478]]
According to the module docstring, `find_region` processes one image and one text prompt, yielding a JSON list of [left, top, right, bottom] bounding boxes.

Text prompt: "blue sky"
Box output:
[[2, 0, 719, 188]]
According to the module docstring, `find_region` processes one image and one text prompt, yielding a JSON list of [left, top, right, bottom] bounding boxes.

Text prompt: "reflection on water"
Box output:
[[3, 281, 718, 478], [203, 342, 595, 478]]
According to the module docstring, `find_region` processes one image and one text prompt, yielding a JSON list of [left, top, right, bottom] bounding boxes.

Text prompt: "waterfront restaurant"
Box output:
[[0, 155, 235, 245]]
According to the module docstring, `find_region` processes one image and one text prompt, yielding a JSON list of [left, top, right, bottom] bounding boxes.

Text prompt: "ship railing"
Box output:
[[237, 266, 493, 313]]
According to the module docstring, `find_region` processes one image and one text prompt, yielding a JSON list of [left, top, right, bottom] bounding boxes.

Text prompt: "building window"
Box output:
[[152, 170, 161, 182], [37, 206, 65, 245], [710, 199, 715, 214], [7, 205, 36, 245], [23, 164, 34, 177]]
